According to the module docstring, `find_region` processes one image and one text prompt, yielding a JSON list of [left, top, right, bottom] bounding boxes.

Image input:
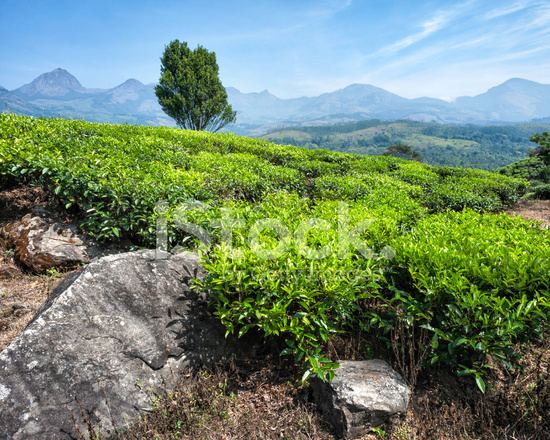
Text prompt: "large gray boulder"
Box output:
[[0, 250, 231, 439], [312, 360, 410, 438], [1, 214, 89, 272]]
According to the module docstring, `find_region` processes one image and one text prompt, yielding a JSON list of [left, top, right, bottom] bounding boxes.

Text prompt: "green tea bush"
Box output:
[[388, 211, 549, 389], [389, 161, 440, 186], [197, 193, 396, 380], [423, 180, 504, 212], [533, 183, 550, 199], [313, 175, 371, 200], [1, 114, 543, 388], [499, 154, 550, 199]]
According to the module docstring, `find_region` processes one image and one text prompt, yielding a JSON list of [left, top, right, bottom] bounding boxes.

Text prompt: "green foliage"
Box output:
[[383, 144, 422, 162], [389, 211, 549, 387], [530, 132, 550, 165], [499, 132, 550, 199], [0, 114, 544, 390], [263, 120, 550, 169], [196, 193, 393, 381], [155, 40, 236, 131]]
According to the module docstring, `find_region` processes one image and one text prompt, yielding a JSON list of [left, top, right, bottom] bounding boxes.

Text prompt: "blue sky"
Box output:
[[1, 0, 549, 99]]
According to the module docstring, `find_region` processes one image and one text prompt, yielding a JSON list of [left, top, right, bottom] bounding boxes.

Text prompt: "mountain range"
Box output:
[[1, 68, 550, 133]]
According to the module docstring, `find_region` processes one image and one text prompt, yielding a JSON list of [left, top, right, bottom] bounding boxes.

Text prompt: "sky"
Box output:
[[1, 0, 549, 100]]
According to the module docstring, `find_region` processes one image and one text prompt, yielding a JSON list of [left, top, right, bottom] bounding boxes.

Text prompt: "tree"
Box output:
[[530, 132, 550, 165], [383, 144, 422, 161], [155, 40, 236, 132]]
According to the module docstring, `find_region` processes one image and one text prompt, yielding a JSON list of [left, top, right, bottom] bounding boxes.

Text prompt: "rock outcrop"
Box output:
[[0, 250, 231, 439], [312, 360, 410, 438], [1, 214, 89, 272]]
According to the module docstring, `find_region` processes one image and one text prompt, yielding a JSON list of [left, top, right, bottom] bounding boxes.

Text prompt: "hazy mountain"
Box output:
[[1, 68, 550, 133], [13, 68, 85, 98], [298, 84, 407, 116], [2, 69, 170, 126], [455, 78, 550, 122], [226, 87, 304, 123], [228, 80, 550, 127]]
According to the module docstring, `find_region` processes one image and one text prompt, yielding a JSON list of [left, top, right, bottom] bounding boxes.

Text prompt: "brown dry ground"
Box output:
[[0, 270, 68, 351], [507, 199, 550, 228], [0, 185, 73, 351], [84, 338, 545, 440], [1, 186, 548, 439]]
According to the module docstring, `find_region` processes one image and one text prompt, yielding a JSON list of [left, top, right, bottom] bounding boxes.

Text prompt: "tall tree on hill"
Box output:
[[530, 132, 550, 165], [383, 144, 422, 162], [155, 40, 236, 132]]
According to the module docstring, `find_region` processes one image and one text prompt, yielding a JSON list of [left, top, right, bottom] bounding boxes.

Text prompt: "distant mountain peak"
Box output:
[[344, 83, 377, 89], [120, 78, 144, 87], [15, 68, 83, 98], [482, 77, 547, 94], [109, 78, 146, 93], [34, 68, 81, 86], [455, 77, 550, 121], [51, 67, 70, 74], [502, 77, 536, 85]]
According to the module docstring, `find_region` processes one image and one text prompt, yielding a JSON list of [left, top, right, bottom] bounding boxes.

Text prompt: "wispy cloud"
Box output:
[[527, 1, 550, 27], [378, 15, 447, 55], [483, 1, 529, 20], [305, 0, 353, 19], [373, 1, 476, 56]]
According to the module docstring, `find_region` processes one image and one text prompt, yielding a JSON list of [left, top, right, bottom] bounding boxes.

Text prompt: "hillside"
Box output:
[[2, 68, 171, 126], [456, 78, 550, 122], [1, 115, 549, 438], [263, 120, 550, 169], [500, 132, 550, 198], [2, 69, 550, 132]]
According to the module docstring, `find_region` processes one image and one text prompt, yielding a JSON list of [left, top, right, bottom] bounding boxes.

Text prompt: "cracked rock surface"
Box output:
[[0, 250, 231, 439], [312, 360, 410, 438], [1, 214, 89, 272]]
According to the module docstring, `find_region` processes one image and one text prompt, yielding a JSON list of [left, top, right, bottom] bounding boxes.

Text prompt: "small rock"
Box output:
[[312, 360, 410, 438], [0, 214, 89, 272]]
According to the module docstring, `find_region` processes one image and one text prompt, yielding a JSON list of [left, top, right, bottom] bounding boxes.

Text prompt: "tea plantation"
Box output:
[[1, 114, 548, 390]]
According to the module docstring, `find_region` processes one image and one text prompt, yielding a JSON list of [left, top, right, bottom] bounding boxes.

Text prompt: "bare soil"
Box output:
[[0, 269, 68, 351], [112, 363, 335, 440], [386, 339, 550, 440], [0, 184, 72, 351], [100, 339, 549, 440], [507, 199, 550, 228]]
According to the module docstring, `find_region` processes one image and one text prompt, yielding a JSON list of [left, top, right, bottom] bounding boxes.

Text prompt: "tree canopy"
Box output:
[[155, 40, 236, 132], [383, 144, 422, 161], [530, 132, 550, 164]]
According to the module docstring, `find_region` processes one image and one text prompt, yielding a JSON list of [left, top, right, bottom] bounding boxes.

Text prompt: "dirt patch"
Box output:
[[0, 264, 70, 351], [0, 185, 75, 350], [107, 362, 334, 440], [0, 185, 60, 222], [89, 337, 549, 440], [507, 199, 550, 227], [386, 339, 550, 440]]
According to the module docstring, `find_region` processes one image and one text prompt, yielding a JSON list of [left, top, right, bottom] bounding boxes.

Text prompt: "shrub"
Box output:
[[197, 193, 399, 380], [1, 114, 542, 389], [387, 211, 549, 389]]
